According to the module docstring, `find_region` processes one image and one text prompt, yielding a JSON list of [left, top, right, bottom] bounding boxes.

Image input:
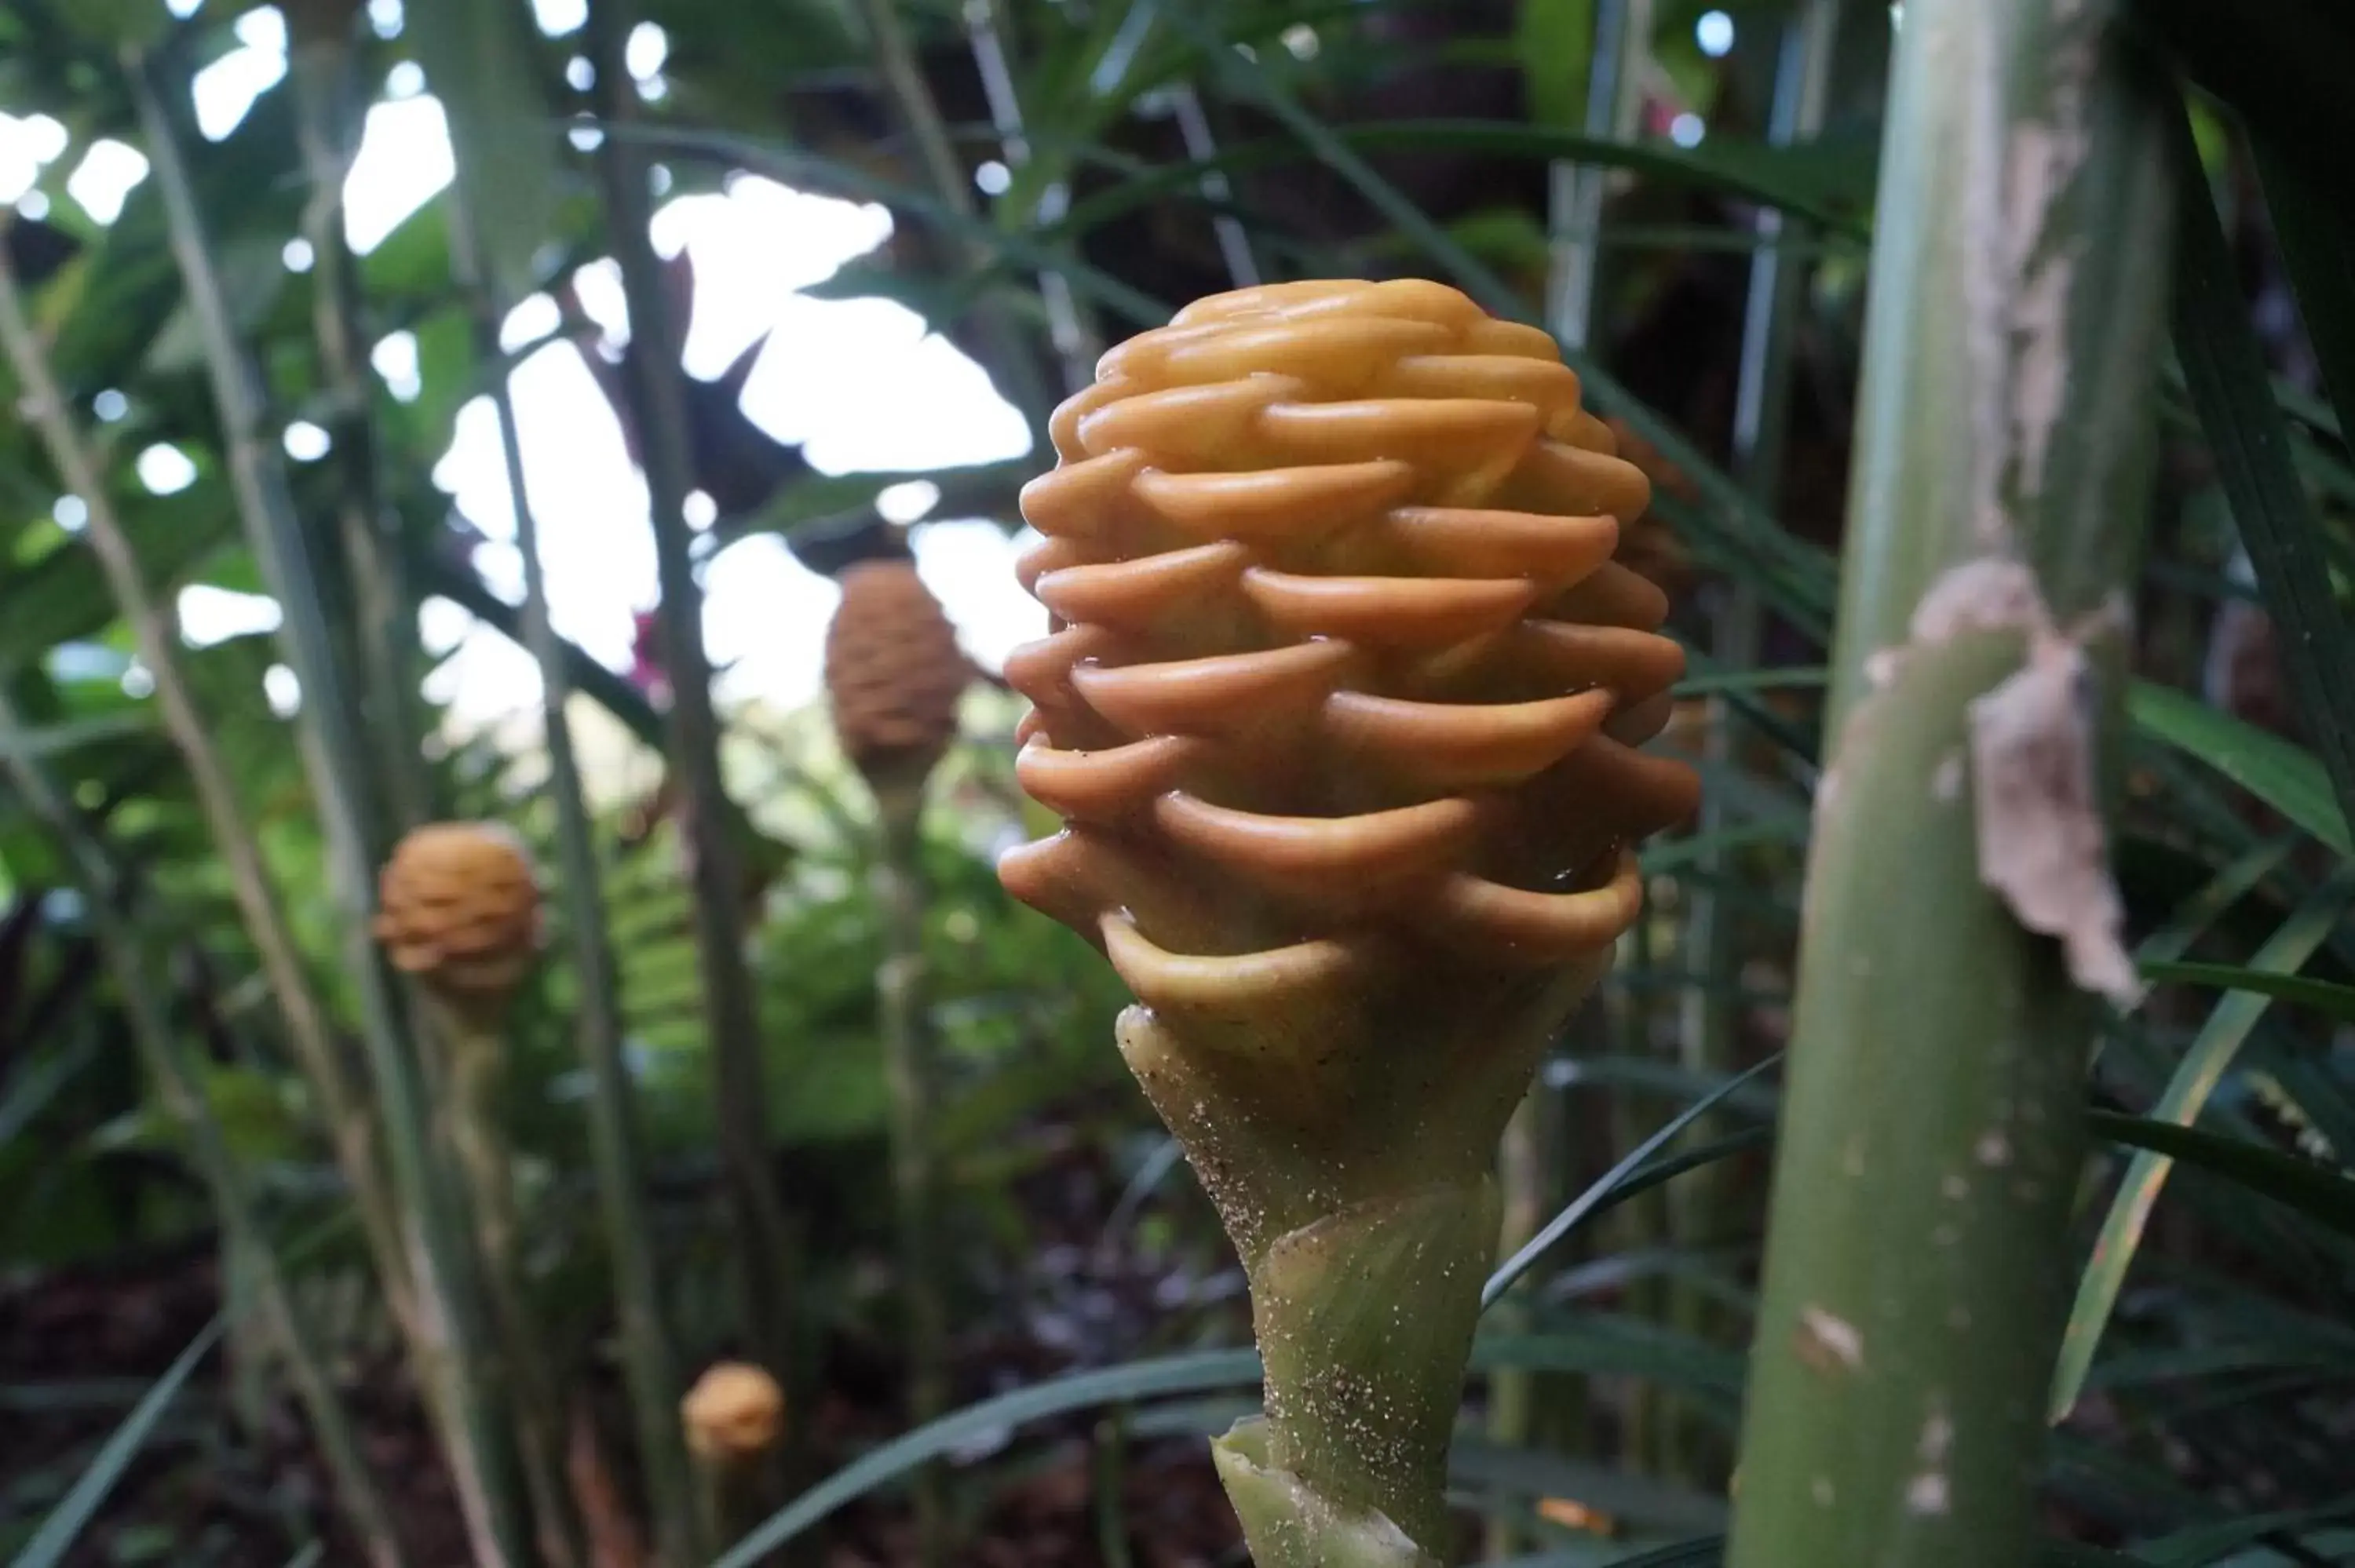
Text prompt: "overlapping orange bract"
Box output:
[[680, 1361, 787, 1464], [823, 558, 970, 787], [374, 822, 542, 998], [999, 279, 1699, 1014]]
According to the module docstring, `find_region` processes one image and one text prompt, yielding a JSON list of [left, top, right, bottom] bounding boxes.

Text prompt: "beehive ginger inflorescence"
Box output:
[[374, 821, 543, 1001], [823, 557, 971, 789], [997, 279, 1701, 1563], [1000, 279, 1697, 1026]]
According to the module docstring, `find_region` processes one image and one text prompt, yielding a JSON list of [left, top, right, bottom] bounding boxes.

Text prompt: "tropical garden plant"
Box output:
[[0, 0, 2350, 1564]]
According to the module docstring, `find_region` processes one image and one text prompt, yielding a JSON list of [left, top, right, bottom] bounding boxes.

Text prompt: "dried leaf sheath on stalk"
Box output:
[[999, 279, 1699, 1564]]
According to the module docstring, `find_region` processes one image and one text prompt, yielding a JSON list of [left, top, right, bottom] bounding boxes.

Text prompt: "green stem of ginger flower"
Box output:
[[874, 781, 949, 1566], [435, 999, 590, 1568]]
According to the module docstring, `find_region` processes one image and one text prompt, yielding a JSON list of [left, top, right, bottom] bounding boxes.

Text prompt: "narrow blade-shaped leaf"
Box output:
[[2050, 875, 2355, 1420]]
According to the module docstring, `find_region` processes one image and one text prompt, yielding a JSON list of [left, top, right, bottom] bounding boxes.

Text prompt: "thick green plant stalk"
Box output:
[[587, 0, 801, 1391], [1546, 0, 1650, 352], [0, 230, 492, 1543], [0, 240, 414, 1332], [823, 556, 971, 1563], [442, 92, 702, 1568], [490, 308, 702, 1568], [286, 0, 432, 833], [1724, 2, 2174, 1563], [1605, 922, 1667, 1475], [121, 49, 539, 1568], [874, 782, 949, 1564], [0, 694, 407, 1568], [1482, 1089, 1550, 1558], [433, 998, 591, 1568]]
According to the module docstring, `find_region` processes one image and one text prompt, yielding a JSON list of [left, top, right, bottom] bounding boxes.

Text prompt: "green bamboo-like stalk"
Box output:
[[1667, 0, 1842, 1490], [1607, 922, 1667, 1475], [284, 0, 433, 833], [120, 50, 540, 1568], [586, 0, 801, 1391], [1546, 0, 1651, 353], [432, 999, 590, 1568], [1481, 1090, 1550, 1559], [0, 230, 486, 1526], [1724, 2, 2173, 1561], [433, 36, 702, 1553], [469, 274, 703, 1568], [0, 693, 407, 1568], [0, 237, 414, 1336], [871, 782, 948, 1565]]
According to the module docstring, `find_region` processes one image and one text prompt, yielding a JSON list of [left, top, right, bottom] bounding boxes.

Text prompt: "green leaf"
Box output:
[[2126, 682, 2350, 855], [2163, 96, 2355, 850], [406, 0, 562, 303], [604, 121, 1174, 329], [1451, 1440, 1729, 1534], [2134, 0, 2355, 210], [710, 1350, 1264, 1567], [1472, 1322, 1743, 1404], [0, 711, 150, 762], [2141, 960, 2355, 1024], [6, 1318, 224, 1568], [1484, 1056, 1783, 1307], [2134, 1496, 2355, 1566], [2088, 1110, 2355, 1243], [410, 541, 666, 748], [1672, 666, 1829, 701], [0, 493, 243, 678], [1298, 122, 1875, 235], [2050, 874, 2355, 1420], [1497, 1540, 2148, 1567], [1515, 0, 1597, 129], [2256, 146, 2355, 471], [711, 461, 1029, 551], [2133, 837, 2298, 968], [0, 1035, 95, 1148]]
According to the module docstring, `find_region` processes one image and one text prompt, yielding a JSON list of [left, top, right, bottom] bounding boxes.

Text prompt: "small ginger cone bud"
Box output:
[[823, 558, 971, 792], [999, 279, 1698, 1563], [680, 1362, 786, 1466], [373, 822, 543, 1006]]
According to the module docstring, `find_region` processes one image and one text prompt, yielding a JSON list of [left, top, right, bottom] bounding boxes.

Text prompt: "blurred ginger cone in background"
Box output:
[[374, 821, 543, 1012], [822, 558, 971, 793], [681, 1360, 787, 1554], [681, 1361, 786, 1467]]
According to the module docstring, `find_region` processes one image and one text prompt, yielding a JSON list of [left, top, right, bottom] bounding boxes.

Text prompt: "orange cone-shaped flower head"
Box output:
[[1000, 279, 1697, 1028], [681, 1361, 786, 1464], [374, 822, 542, 1000], [823, 558, 970, 789]]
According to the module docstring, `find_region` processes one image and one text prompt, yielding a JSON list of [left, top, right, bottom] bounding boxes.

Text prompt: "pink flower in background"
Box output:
[[629, 607, 672, 707]]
